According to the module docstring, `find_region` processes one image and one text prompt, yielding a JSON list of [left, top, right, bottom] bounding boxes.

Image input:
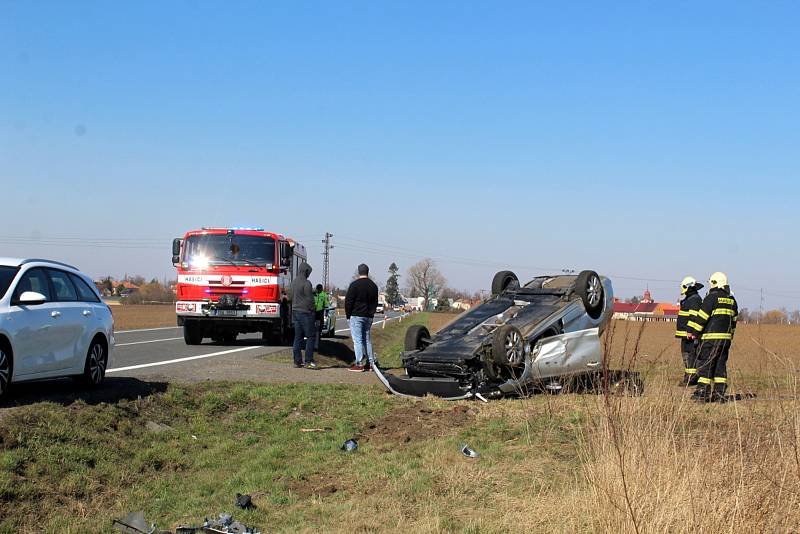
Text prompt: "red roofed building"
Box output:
[[612, 293, 679, 322]]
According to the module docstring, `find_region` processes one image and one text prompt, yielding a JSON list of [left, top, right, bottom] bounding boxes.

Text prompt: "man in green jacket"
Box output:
[[314, 284, 331, 349]]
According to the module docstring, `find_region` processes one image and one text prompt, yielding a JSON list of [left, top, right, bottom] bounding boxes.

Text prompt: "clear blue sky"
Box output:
[[2, 1, 799, 310]]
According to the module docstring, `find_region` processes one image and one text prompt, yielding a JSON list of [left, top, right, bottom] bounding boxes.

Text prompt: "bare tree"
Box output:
[[407, 258, 447, 311]]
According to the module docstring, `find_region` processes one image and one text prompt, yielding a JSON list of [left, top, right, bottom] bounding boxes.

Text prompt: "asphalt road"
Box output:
[[108, 311, 404, 379]]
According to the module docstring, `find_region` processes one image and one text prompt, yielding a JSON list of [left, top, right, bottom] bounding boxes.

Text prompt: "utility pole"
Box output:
[[321, 232, 334, 291]]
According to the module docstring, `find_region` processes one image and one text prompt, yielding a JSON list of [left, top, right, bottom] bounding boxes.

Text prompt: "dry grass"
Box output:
[[570, 320, 800, 532], [112, 304, 175, 330]]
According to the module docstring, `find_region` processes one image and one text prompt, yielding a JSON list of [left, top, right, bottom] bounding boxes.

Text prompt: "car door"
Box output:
[[68, 272, 106, 371], [8, 268, 60, 376], [45, 268, 87, 371], [531, 328, 603, 380]]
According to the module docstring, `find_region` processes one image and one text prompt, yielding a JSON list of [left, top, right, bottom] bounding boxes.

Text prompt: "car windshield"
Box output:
[[0, 266, 19, 299], [183, 234, 275, 267]]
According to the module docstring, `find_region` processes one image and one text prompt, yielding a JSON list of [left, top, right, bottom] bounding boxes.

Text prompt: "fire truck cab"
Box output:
[[172, 227, 307, 345]]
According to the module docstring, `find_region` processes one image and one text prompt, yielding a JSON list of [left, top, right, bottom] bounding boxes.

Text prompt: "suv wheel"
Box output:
[[0, 346, 11, 398], [80, 338, 107, 388]]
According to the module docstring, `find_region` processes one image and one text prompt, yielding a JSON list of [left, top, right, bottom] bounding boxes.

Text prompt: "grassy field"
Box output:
[[1, 316, 798, 532], [112, 304, 176, 331]]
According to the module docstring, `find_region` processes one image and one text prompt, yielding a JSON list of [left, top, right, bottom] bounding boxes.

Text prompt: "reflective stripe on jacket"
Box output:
[[687, 287, 738, 340], [676, 290, 703, 338]]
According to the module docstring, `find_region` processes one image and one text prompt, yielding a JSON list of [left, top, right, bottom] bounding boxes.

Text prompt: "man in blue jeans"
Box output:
[[289, 262, 317, 368], [345, 263, 379, 372]]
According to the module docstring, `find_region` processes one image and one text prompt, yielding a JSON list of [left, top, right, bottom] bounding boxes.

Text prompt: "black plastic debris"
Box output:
[[341, 438, 358, 452], [175, 513, 261, 534], [460, 444, 480, 458], [234, 493, 255, 510]]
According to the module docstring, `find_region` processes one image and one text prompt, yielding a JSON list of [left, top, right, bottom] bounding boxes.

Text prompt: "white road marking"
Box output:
[[108, 313, 410, 373], [116, 337, 183, 347], [116, 326, 180, 334], [335, 313, 407, 334], [107, 346, 261, 373]]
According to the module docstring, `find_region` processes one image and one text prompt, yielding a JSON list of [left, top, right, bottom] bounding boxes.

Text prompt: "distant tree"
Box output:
[[124, 280, 176, 305], [762, 309, 788, 324], [407, 258, 446, 311], [436, 296, 450, 311], [626, 296, 641, 304], [385, 263, 400, 306], [790, 310, 800, 325], [115, 283, 126, 296], [128, 275, 146, 287], [738, 308, 750, 323], [100, 276, 114, 294]]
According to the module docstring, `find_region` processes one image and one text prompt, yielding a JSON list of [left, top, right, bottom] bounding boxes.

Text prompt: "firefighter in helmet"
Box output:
[[687, 272, 738, 402], [676, 276, 703, 386]]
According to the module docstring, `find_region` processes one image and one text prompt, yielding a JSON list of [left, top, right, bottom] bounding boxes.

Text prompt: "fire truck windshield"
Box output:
[[183, 234, 275, 268]]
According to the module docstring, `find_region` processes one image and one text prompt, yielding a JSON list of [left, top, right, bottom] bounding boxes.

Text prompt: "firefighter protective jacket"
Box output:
[[687, 287, 738, 340], [676, 288, 703, 338]]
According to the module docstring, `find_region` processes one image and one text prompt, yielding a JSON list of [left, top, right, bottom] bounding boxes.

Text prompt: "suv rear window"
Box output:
[[69, 273, 100, 303], [0, 266, 19, 300]]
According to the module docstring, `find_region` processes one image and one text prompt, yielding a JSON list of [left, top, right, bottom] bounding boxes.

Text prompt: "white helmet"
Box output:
[[680, 276, 700, 295], [709, 272, 728, 289]]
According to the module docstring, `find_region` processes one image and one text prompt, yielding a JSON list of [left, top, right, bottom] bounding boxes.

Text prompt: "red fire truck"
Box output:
[[172, 227, 307, 345]]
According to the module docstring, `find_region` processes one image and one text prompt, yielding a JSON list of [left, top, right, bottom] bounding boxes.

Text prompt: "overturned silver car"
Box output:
[[374, 270, 625, 400]]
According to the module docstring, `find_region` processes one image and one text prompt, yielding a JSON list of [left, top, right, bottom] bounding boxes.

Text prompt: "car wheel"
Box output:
[[404, 325, 431, 351], [79, 338, 108, 388], [0, 345, 11, 398], [575, 270, 604, 319], [491, 271, 519, 296], [492, 325, 525, 366], [184, 322, 203, 345]]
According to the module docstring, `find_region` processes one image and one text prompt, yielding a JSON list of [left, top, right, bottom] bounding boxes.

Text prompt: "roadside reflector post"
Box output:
[[383, 314, 387, 329]]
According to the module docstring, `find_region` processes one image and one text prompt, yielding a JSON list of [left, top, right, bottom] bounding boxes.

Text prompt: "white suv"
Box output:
[[0, 258, 115, 398]]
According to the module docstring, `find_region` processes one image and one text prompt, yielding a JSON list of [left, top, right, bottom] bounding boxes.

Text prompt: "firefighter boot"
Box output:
[[711, 381, 728, 403], [691, 384, 711, 402]]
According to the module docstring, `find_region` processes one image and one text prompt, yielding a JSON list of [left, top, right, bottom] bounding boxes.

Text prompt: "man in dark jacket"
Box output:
[[345, 263, 379, 372], [288, 262, 316, 368], [676, 276, 703, 386]]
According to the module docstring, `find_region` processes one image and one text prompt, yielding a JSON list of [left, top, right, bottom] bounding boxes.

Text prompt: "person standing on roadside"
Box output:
[[345, 263, 379, 372], [676, 276, 704, 386], [314, 283, 330, 349], [288, 262, 317, 369]]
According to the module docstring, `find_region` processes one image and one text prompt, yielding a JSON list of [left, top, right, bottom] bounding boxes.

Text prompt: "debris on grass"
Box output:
[[145, 421, 174, 433], [234, 493, 255, 510], [340, 438, 358, 452], [460, 444, 480, 458]]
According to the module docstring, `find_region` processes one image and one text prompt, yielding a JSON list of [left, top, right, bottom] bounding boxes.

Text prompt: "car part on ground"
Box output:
[[375, 269, 624, 400]]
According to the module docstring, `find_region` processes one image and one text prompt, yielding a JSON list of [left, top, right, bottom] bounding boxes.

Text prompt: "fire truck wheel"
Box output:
[[183, 323, 203, 345], [222, 333, 237, 344]]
